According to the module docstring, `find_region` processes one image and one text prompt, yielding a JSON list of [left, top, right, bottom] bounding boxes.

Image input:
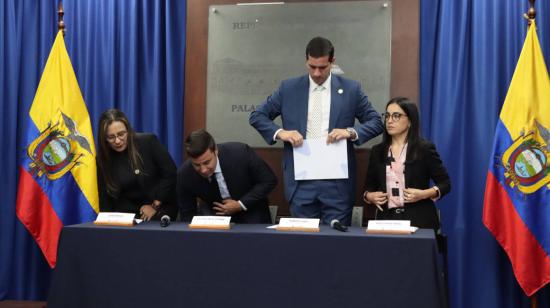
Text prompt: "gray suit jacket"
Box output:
[[250, 74, 383, 202]]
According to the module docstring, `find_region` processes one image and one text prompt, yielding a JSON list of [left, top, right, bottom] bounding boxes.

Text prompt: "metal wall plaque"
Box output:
[[207, 1, 392, 147]]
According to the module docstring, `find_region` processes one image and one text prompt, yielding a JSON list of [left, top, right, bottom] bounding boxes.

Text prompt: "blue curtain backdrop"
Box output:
[[420, 0, 550, 307], [0, 0, 185, 300]]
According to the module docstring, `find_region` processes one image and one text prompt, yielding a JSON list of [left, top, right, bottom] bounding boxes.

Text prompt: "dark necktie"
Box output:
[[208, 176, 222, 203]]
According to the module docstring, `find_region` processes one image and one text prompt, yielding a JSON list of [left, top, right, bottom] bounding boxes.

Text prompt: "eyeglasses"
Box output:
[[106, 131, 128, 143], [382, 112, 407, 122]]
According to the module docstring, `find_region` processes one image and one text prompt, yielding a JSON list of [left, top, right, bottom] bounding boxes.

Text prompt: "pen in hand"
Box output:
[[363, 192, 384, 212]]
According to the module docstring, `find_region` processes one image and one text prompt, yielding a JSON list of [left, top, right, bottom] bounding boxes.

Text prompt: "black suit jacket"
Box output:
[[177, 142, 277, 223], [98, 133, 178, 220], [364, 139, 451, 228]]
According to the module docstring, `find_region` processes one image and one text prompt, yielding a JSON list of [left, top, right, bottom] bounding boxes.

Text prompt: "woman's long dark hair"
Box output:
[[380, 97, 422, 161], [97, 109, 142, 196]]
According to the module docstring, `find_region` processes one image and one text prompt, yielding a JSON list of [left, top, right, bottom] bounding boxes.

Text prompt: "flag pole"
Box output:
[[57, 1, 65, 36], [527, 2, 538, 307], [527, 0, 536, 20]]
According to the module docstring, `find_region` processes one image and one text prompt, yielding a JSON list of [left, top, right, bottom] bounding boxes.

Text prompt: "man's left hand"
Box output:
[[327, 128, 351, 144], [213, 199, 242, 216]]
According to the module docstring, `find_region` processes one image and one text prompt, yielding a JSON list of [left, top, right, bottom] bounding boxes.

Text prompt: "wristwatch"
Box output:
[[346, 127, 357, 140]]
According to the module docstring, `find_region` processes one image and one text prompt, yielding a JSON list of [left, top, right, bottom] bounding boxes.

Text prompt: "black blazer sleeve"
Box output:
[[423, 141, 451, 198], [238, 144, 277, 208], [364, 144, 385, 193], [176, 163, 199, 222], [145, 135, 177, 202], [139, 134, 178, 219]]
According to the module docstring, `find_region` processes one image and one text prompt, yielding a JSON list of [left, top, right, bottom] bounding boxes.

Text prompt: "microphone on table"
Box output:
[[330, 219, 348, 232], [160, 215, 171, 228]]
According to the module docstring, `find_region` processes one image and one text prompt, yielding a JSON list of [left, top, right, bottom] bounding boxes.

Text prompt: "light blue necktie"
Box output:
[[214, 171, 231, 199]]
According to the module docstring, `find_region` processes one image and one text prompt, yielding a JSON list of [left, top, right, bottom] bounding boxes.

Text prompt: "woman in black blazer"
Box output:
[[96, 109, 178, 221], [363, 97, 450, 230]]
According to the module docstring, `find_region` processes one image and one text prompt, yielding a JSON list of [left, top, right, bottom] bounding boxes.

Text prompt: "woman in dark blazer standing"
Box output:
[[96, 109, 178, 221], [363, 97, 450, 230]]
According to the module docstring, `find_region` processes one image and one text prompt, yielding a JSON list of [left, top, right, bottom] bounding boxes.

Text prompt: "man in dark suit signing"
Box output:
[[177, 129, 277, 223]]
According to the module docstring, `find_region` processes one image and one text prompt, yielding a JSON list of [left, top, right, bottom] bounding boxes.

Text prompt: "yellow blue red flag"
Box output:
[[483, 21, 550, 296], [16, 31, 99, 268]]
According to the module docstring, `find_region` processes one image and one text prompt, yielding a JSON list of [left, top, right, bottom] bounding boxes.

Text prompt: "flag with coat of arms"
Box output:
[[16, 31, 99, 268], [483, 20, 550, 296]]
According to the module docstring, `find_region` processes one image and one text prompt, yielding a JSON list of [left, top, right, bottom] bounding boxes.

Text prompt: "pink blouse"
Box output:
[[386, 144, 407, 209]]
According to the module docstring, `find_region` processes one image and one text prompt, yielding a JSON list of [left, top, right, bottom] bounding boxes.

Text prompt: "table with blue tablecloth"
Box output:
[[47, 222, 446, 308]]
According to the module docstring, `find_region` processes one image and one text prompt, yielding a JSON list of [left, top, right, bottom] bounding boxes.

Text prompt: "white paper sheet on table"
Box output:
[[293, 138, 348, 180]]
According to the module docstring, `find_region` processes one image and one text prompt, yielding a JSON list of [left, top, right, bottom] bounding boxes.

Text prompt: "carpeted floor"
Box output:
[[0, 301, 46, 308]]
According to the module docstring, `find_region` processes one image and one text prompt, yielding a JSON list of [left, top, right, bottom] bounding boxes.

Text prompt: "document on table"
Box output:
[[293, 138, 348, 180]]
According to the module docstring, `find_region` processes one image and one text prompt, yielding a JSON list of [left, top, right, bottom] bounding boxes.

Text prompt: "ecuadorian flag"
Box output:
[[16, 31, 99, 268], [483, 21, 550, 296]]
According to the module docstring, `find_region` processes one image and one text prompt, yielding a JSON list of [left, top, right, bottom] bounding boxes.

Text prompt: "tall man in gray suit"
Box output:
[[249, 37, 383, 225]]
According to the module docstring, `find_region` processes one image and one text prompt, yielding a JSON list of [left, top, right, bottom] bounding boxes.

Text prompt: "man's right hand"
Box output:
[[276, 130, 304, 147]]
